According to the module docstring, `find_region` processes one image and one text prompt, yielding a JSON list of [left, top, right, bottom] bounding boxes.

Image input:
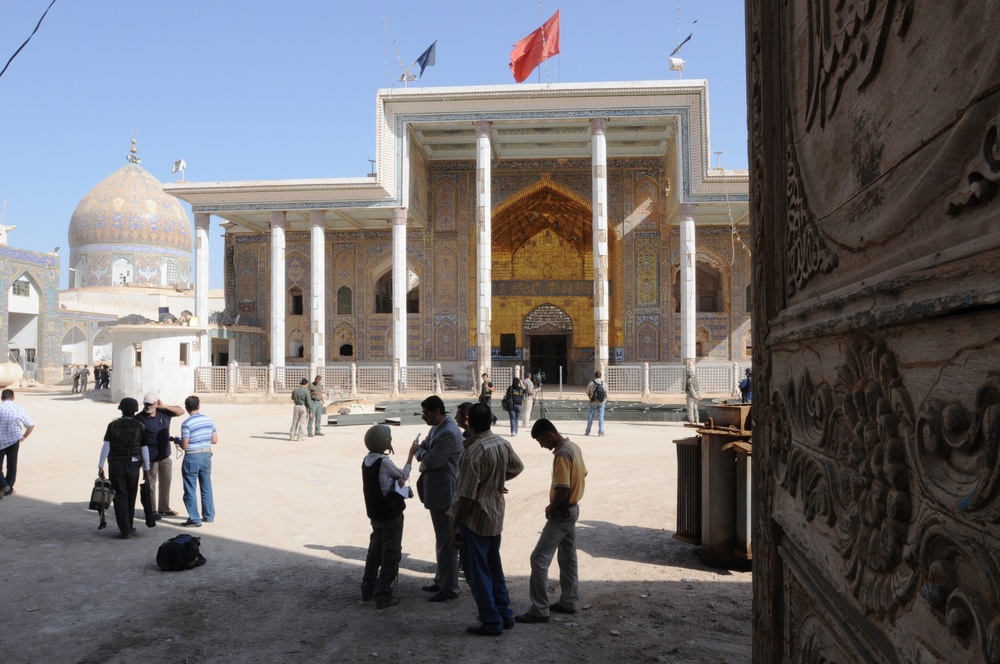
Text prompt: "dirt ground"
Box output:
[[0, 389, 751, 663]]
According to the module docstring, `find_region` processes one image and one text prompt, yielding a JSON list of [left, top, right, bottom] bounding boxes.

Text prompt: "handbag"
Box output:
[[89, 476, 113, 511]]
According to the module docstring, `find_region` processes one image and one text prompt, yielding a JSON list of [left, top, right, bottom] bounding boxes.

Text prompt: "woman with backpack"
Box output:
[[504, 378, 525, 437]]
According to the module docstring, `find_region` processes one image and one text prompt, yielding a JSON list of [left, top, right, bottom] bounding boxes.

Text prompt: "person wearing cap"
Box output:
[[179, 395, 218, 527], [289, 379, 314, 441], [409, 395, 464, 602], [97, 398, 149, 539], [361, 424, 415, 609], [135, 392, 185, 518]]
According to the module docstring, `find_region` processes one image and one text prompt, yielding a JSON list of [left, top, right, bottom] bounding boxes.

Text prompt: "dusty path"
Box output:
[[1, 390, 751, 663]]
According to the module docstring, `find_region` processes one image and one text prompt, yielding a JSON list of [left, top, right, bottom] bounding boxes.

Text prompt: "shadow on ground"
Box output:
[[3, 495, 751, 664]]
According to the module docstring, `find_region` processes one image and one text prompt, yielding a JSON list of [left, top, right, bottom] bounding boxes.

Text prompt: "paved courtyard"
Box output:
[[1, 388, 751, 663]]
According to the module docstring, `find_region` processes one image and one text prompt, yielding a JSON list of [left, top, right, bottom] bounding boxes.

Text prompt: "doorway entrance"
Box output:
[[529, 334, 568, 386]]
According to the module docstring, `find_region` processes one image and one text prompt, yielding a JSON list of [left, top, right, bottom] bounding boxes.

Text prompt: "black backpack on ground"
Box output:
[[156, 534, 207, 571], [592, 382, 607, 403]]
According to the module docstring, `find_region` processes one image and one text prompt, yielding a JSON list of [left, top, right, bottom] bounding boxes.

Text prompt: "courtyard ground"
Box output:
[[0, 389, 751, 663]]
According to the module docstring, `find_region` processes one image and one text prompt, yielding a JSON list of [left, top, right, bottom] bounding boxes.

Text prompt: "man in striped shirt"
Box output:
[[179, 396, 218, 527], [450, 403, 524, 636]]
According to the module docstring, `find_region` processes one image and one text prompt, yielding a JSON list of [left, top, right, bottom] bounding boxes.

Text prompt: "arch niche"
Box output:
[[522, 304, 574, 384], [476, 179, 624, 377]]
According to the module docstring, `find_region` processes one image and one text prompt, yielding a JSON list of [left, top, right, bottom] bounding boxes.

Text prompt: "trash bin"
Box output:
[[673, 436, 702, 544]]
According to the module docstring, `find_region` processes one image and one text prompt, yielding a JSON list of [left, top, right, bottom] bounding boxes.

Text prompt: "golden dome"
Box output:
[[69, 142, 193, 253]]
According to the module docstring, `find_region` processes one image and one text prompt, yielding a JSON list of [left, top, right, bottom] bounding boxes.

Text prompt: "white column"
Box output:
[[194, 212, 211, 366], [391, 207, 408, 373], [270, 212, 286, 366], [475, 120, 493, 375], [591, 118, 610, 375], [680, 202, 697, 363], [310, 210, 326, 368]]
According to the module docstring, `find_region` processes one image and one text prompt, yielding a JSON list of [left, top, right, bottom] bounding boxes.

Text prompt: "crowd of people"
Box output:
[[360, 395, 588, 637], [71, 364, 111, 393], [4, 368, 603, 637]]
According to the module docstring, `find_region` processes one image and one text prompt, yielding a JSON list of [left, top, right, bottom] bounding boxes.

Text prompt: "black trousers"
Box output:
[[108, 457, 139, 536]]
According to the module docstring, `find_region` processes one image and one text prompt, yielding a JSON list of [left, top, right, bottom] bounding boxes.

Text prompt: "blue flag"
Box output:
[[415, 41, 436, 78]]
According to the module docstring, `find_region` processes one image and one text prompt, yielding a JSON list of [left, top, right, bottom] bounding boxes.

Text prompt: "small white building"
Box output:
[[109, 324, 207, 405]]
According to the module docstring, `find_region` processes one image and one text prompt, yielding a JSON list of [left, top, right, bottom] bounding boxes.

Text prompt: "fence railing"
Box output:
[[606, 365, 642, 394], [235, 366, 267, 393], [195, 367, 227, 393], [322, 366, 351, 394], [649, 364, 685, 393], [192, 361, 750, 397], [357, 366, 392, 393], [401, 366, 436, 394], [275, 366, 309, 392]]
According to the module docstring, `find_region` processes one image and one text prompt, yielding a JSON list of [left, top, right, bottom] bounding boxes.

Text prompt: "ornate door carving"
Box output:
[[749, 1, 1000, 661]]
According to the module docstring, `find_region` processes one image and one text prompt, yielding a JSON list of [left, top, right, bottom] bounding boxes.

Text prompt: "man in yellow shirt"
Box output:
[[515, 418, 587, 624]]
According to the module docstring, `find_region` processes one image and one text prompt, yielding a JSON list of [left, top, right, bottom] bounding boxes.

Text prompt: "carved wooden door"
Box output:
[[749, 1, 1000, 661]]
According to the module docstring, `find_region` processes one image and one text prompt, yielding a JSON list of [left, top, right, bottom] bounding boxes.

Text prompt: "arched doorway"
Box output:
[[62, 326, 87, 365], [523, 304, 573, 384], [481, 180, 621, 382], [93, 328, 112, 365]]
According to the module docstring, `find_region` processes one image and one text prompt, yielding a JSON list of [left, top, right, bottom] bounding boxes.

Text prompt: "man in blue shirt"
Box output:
[[135, 392, 184, 518], [179, 396, 218, 527]]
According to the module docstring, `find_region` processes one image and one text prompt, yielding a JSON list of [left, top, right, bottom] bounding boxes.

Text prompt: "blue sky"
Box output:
[[0, 0, 747, 289]]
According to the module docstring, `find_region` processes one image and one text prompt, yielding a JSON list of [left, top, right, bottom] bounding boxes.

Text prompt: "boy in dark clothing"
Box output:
[[361, 425, 415, 608]]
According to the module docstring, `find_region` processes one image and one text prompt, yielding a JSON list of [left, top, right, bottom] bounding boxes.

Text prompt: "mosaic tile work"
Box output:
[[434, 177, 457, 231], [636, 321, 660, 359], [435, 320, 457, 360], [69, 159, 193, 288], [0, 246, 61, 381]]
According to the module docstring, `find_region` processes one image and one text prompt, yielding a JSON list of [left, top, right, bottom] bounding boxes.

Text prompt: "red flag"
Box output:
[[509, 10, 561, 83]]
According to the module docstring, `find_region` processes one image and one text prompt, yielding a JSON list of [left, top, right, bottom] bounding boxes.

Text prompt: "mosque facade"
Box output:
[[167, 81, 751, 389], [0, 245, 62, 385]]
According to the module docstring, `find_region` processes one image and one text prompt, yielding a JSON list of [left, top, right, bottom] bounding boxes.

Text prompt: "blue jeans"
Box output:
[[182, 452, 214, 524], [459, 524, 513, 631], [508, 405, 522, 435], [585, 401, 605, 435]]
